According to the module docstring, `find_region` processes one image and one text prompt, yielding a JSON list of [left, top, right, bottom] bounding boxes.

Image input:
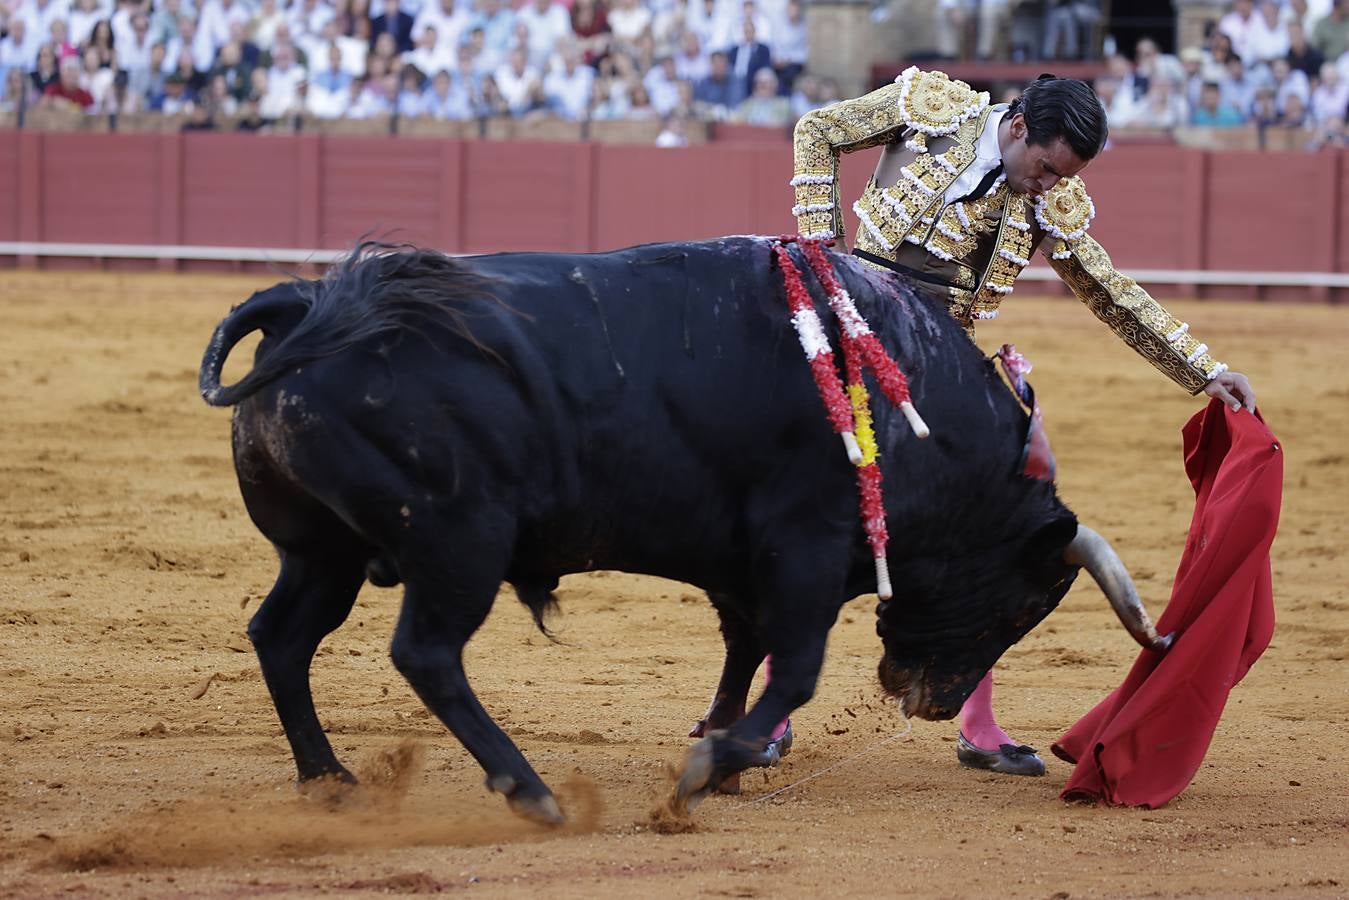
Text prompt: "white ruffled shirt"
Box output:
[[942, 105, 1006, 204]]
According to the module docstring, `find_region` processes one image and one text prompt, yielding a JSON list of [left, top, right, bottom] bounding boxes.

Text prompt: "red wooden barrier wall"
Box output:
[[0, 127, 1343, 300]]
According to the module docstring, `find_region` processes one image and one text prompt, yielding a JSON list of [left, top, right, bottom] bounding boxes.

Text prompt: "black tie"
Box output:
[[956, 163, 1004, 203]]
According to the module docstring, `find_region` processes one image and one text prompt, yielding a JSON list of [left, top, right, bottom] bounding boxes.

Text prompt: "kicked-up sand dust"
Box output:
[[0, 269, 1345, 898]]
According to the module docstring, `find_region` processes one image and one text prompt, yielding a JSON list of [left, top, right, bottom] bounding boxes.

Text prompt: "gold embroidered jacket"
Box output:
[[791, 67, 1227, 394]]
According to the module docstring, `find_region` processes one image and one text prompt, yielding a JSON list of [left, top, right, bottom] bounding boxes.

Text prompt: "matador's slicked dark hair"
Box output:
[[1008, 74, 1108, 161]]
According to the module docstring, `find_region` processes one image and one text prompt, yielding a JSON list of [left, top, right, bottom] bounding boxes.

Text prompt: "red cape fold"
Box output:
[[1051, 399, 1283, 808]]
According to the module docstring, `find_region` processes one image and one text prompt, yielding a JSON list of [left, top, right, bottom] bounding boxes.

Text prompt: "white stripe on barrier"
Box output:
[[1019, 264, 1349, 288], [1, 242, 1347, 288], [0, 241, 349, 264]]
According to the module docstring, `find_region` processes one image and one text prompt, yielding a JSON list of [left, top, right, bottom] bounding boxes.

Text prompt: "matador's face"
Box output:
[[1000, 112, 1090, 199]]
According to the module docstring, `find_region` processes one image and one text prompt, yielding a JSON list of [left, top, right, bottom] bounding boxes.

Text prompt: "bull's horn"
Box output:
[[1063, 525, 1174, 653]]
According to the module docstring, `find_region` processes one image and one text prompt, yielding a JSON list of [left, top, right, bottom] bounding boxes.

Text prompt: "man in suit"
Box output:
[[370, 0, 416, 54], [727, 18, 771, 99], [693, 49, 745, 116]]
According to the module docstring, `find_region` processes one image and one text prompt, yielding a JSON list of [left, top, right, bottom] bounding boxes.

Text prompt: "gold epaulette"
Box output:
[[893, 66, 989, 154], [1034, 176, 1096, 260]]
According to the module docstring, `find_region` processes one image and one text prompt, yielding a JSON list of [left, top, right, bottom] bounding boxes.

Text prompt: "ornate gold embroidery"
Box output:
[[970, 196, 1033, 318], [1048, 234, 1223, 393], [922, 166, 997, 263], [894, 66, 989, 153], [792, 82, 911, 239], [792, 69, 1227, 393], [852, 120, 979, 255], [791, 69, 988, 238], [1034, 176, 1096, 260], [849, 102, 1039, 324]]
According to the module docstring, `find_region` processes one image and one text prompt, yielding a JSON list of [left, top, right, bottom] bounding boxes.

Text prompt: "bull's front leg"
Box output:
[[673, 544, 844, 812], [689, 592, 768, 795], [690, 592, 764, 738]]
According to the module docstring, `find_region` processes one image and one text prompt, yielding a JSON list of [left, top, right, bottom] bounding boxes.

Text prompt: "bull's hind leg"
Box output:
[[390, 527, 562, 826], [249, 549, 366, 783]]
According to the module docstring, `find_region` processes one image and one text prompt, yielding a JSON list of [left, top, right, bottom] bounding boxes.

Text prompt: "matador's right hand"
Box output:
[[1203, 371, 1257, 413]]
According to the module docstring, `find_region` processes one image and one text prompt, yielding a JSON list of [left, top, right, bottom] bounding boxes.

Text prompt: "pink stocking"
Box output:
[[763, 657, 790, 741], [958, 671, 1014, 750]]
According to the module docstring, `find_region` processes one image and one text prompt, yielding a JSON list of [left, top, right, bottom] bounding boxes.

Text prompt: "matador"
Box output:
[[788, 70, 1258, 776]]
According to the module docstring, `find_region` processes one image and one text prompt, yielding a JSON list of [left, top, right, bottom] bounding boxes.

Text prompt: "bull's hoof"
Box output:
[[488, 774, 565, 825], [297, 769, 359, 804], [298, 765, 357, 786], [508, 792, 565, 826], [672, 736, 717, 814], [688, 718, 707, 739]]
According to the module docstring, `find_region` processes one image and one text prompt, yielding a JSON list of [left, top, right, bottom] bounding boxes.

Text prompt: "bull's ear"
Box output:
[[1022, 514, 1078, 580]]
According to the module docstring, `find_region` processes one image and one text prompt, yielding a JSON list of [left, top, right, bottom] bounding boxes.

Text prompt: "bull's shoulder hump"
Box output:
[[467, 236, 776, 268], [464, 236, 779, 286]]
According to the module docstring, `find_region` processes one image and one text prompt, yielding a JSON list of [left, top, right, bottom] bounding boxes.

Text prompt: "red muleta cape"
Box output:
[[1051, 399, 1283, 808]]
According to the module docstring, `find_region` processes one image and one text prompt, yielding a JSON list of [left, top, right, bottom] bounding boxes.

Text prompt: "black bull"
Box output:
[[200, 236, 1090, 823]]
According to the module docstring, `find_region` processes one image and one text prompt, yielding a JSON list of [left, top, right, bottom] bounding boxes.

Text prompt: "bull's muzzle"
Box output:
[[1064, 525, 1174, 654]]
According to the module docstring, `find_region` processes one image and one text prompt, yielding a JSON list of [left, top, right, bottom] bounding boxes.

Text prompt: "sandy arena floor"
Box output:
[[0, 269, 1345, 898]]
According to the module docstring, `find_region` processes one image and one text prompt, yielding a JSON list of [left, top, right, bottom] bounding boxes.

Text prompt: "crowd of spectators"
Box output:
[[1091, 0, 1349, 148], [0, 0, 842, 137], [3, 0, 1348, 149], [933, 0, 1107, 62]]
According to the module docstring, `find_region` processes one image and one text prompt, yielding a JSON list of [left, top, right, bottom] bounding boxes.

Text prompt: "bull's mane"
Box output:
[[308, 239, 507, 354], [211, 241, 509, 405]]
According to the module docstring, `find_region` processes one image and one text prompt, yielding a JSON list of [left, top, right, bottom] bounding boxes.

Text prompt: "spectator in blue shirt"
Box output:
[[422, 68, 475, 119], [468, 0, 516, 72], [311, 42, 353, 94], [693, 50, 744, 118], [1192, 80, 1245, 125]]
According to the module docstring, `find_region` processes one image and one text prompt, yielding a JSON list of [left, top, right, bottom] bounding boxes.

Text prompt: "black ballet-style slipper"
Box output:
[[956, 731, 1047, 777], [751, 720, 794, 768]]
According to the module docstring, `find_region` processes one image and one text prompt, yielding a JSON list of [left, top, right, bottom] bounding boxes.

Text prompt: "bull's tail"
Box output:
[[515, 581, 562, 642], [199, 282, 312, 407], [199, 242, 493, 409]]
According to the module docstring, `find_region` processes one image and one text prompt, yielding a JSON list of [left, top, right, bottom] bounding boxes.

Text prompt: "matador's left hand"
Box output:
[[1203, 371, 1257, 413]]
